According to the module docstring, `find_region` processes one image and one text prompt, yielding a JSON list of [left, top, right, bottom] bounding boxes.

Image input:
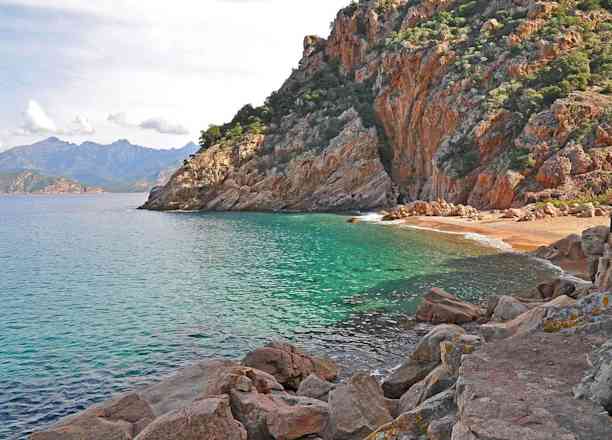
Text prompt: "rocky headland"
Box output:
[[0, 170, 104, 195], [142, 0, 611, 213], [32, 224, 612, 439]]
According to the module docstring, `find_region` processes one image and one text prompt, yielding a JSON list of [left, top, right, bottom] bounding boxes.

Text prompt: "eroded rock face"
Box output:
[[142, 112, 396, 212], [453, 332, 612, 440], [242, 342, 338, 390], [134, 396, 246, 440], [575, 340, 612, 414], [142, 1, 612, 212]]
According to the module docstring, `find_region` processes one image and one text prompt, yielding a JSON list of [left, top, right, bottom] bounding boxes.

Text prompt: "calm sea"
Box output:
[[0, 193, 558, 438]]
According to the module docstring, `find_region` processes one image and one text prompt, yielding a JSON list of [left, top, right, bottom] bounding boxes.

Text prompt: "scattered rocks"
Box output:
[[416, 288, 482, 324], [134, 396, 247, 440], [480, 295, 576, 341], [326, 373, 393, 440], [382, 200, 479, 221], [243, 342, 338, 390], [381, 324, 469, 398]]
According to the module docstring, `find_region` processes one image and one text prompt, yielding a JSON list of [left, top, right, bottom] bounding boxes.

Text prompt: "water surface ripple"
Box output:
[[0, 194, 557, 438]]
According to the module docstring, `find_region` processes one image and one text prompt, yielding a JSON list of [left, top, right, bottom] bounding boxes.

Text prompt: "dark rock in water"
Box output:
[[416, 288, 482, 324], [243, 342, 338, 390], [134, 396, 247, 440], [326, 373, 393, 440]]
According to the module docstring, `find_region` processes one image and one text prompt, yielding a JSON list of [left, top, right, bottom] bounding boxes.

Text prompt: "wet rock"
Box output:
[[134, 396, 246, 440], [416, 288, 482, 324], [243, 342, 338, 390], [326, 373, 392, 440], [490, 295, 529, 321], [382, 325, 467, 398], [31, 393, 155, 440], [297, 374, 335, 402]]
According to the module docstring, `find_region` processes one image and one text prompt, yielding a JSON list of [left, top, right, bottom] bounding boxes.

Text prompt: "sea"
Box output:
[[0, 193, 559, 438]]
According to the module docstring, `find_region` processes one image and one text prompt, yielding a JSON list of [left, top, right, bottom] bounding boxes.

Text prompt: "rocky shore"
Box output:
[[32, 225, 612, 440]]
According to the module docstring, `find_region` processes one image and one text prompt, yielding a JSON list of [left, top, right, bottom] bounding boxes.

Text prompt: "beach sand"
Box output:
[[401, 213, 610, 252]]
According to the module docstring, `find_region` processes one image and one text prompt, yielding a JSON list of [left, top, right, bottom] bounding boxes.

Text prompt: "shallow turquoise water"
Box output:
[[0, 194, 558, 438]]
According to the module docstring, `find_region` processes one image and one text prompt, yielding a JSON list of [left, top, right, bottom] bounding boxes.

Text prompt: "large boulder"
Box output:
[[31, 393, 155, 440], [543, 292, 612, 333], [416, 288, 482, 324], [243, 342, 338, 390], [382, 325, 468, 398], [230, 390, 329, 440], [134, 396, 247, 440], [574, 340, 612, 414], [326, 373, 393, 439]]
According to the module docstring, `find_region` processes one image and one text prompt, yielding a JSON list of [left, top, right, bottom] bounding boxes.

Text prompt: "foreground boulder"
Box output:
[[326, 373, 393, 439], [134, 396, 246, 440], [243, 342, 338, 390], [382, 325, 472, 398], [31, 393, 155, 440], [230, 390, 329, 440], [416, 288, 482, 324], [490, 295, 530, 321], [453, 332, 612, 440]]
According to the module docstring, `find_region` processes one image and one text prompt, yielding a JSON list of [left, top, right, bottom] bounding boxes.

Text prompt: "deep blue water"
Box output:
[[0, 194, 558, 438]]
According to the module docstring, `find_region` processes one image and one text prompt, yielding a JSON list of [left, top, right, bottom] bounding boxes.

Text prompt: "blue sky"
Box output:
[[0, 0, 349, 150]]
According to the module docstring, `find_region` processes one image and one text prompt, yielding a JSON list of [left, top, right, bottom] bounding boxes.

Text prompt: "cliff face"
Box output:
[[143, 0, 612, 211]]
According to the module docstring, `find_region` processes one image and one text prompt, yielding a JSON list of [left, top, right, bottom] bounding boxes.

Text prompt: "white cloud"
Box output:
[[138, 117, 189, 135], [107, 113, 189, 135], [22, 99, 57, 134], [11, 100, 95, 137]]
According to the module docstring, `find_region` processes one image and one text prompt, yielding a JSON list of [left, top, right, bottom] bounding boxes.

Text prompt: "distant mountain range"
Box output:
[[0, 169, 104, 194], [0, 137, 198, 192]]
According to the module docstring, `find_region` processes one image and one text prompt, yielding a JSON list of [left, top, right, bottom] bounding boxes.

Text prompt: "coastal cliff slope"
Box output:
[[143, 0, 612, 211], [0, 170, 103, 194]]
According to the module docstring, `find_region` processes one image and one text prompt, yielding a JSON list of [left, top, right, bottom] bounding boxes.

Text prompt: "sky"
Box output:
[[0, 0, 349, 151]]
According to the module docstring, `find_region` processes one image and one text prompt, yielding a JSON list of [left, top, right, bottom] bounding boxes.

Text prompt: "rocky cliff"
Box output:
[[0, 170, 103, 194], [143, 0, 612, 211]]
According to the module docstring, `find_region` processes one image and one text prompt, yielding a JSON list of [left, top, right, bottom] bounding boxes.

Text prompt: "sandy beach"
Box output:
[[400, 213, 610, 252]]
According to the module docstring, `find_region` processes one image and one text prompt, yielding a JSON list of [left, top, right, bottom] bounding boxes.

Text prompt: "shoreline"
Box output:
[[368, 212, 610, 253]]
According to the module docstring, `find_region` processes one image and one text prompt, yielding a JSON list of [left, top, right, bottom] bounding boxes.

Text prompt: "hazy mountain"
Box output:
[[0, 170, 104, 194], [0, 137, 198, 192]]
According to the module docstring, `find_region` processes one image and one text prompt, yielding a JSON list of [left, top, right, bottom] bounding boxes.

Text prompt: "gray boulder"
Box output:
[[575, 340, 612, 414], [297, 373, 335, 402]]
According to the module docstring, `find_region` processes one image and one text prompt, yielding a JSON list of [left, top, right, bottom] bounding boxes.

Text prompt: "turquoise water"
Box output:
[[0, 194, 558, 438]]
